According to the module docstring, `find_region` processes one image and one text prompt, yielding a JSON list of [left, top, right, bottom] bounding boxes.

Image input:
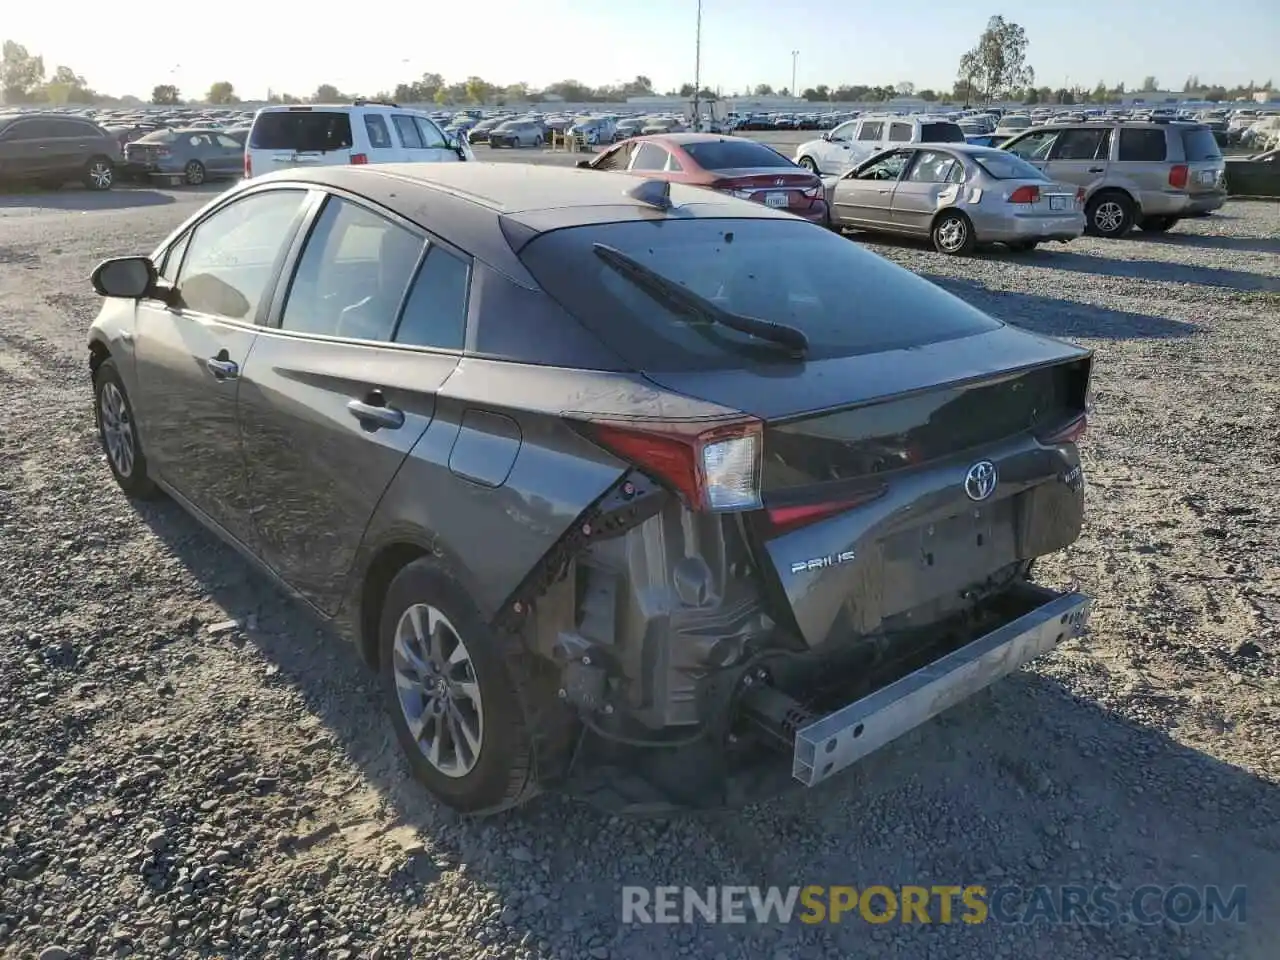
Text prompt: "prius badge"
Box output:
[[964, 460, 998, 502]]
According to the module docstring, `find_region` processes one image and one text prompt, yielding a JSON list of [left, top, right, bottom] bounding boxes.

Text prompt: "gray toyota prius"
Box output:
[[87, 163, 1094, 814]]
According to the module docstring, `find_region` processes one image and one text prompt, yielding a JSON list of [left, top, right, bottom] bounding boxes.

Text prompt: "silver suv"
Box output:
[[1000, 121, 1227, 237]]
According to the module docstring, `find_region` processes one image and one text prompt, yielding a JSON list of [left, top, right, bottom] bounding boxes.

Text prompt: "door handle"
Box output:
[[206, 357, 238, 379], [347, 396, 404, 430], [1088, 167, 1104, 173]]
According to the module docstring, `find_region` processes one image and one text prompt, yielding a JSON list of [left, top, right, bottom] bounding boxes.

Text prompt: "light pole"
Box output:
[[692, 0, 703, 129], [791, 50, 799, 98]]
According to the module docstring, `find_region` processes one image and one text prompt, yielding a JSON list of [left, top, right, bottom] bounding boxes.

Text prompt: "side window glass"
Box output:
[[857, 151, 908, 180], [393, 115, 425, 149], [906, 151, 957, 183], [630, 142, 667, 171], [1052, 128, 1107, 161], [415, 117, 448, 149], [215, 135, 242, 149], [280, 197, 424, 342], [857, 122, 884, 141], [1006, 131, 1058, 160], [665, 152, 684, 172], [831, 122, 857, 141], [889, 123, 912, 142], [593, 145, 628, 171], [175, 190, 305, 321], [394, 246, 470, 350], [1117, 128, 1167, 162], [365, 115, 393, 149], [2, 121, 43, 141]]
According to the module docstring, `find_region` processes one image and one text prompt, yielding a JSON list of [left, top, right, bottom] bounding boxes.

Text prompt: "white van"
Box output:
[[794, 116, 966, 175], [243, 100, 475, 179]]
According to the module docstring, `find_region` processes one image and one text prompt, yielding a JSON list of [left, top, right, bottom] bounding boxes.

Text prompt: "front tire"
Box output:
[[932, 211, 976, 255], [94, 358, 158, 498], [379, 560, 551, 814], [533, 134, 544, 147], [84, 157, 114, 191], [1085, 191, 1134, 238], [184, 160, 206, 185]]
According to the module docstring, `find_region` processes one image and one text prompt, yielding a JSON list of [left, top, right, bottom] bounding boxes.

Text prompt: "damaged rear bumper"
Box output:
[[788, 583, 1090, 787]]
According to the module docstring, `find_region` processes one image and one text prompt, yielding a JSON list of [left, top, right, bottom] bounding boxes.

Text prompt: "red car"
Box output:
[[577, 133, 829, 225]]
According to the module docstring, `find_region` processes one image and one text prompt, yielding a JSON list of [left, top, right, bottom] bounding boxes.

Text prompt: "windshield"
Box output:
[[519, 219, 1001, 372], [974, 152, 1049, 180], [683, 139, 794, 169], [1181, 127, 1222, 161]]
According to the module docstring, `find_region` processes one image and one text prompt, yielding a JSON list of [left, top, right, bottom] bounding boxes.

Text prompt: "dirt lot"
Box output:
[[0, 169, 1278, 960]]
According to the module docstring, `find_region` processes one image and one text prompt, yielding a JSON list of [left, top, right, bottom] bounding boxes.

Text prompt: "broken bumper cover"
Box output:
[[793, 586, 1091, 787]]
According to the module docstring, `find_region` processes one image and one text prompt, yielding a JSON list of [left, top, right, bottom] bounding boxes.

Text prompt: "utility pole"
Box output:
[[791, 50, 799, 98], [692, 0, 703, 129]]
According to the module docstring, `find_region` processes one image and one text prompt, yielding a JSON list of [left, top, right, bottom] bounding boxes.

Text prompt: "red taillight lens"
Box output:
[[350, 153, 369, 165], [1038, 413, 1088, 444], [1008, 185, 1040, 204], [1076, 186, 1086, 204], [587, 419, 763, 512], [766, 486, 887, 535], [244, 153, 252, 178], [802, 181, 821, 198], [1168, 164, 1189, 189]]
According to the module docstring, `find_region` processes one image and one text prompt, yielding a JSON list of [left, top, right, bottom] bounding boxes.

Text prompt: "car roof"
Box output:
[[246, 164, 791, 281], [635, 133, 771, 146]]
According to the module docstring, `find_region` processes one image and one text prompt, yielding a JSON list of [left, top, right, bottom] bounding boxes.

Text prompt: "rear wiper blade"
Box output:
[[592, 243, 809, 356]]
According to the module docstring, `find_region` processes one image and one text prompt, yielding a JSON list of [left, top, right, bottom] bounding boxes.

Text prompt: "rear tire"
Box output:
[[94, 358, 158, 499], [798, 156, 818, 173], [533, 135, 544, 147], [1138, 215, 1177, 233], [1085, 191, 1133, 238], [379, 559, 563, 815], [931, 211, 976, 255], [184, 160, 206, 185]]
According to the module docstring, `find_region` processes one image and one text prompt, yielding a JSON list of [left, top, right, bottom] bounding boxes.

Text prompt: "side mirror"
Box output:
[[575, 159, 593, 169], [90, 256, 157, 299], [821, 131, 833, 141]]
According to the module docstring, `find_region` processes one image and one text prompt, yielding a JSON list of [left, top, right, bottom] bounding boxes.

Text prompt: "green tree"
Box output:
[[464, 76, 491, 104], [752, 83, 774, 96], [1140, 75, 1159, 92], [895, 80, 915, 96], [433, 88, 447, 106], [1024, 86, 1039, 104], [1, 40, 46, 104], [207, 80, 238, 104], [918, 89, 939, 101], [151, 83, 181, 105], [957, 15, 1034, 103], [313, 83, 343, 102]]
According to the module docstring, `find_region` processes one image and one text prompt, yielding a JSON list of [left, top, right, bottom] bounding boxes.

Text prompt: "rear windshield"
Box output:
[[975, 153, 1049, 180], [137, 130, 177, 143], [683, 139, 793, 169], [1181, 127, 1222, 161], [519, 219, 1002, 372], [250, 111, 353, 152], [920, 122, 966, 143]]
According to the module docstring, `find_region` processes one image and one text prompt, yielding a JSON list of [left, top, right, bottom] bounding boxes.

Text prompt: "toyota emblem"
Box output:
[[964, 460, 998, 502]]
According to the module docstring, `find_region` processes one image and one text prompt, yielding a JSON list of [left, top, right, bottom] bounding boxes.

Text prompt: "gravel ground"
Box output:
[[0, 175, 1278, 960]]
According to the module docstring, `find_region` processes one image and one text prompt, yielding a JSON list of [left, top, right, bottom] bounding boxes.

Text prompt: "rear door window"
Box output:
[[1180, 127, 1222, 161], [392, 116, 425, 149], [1117, 128, 1166, 161], [280, 197, 424, 342], [856, 121, 884, 141], [394, 246, 470, 350], [630, 142, 668, 171], [888, 122, 912, 142], [906, 150, 962, 183], [250, 111, 353, 152], [364, 114, 393, 149]]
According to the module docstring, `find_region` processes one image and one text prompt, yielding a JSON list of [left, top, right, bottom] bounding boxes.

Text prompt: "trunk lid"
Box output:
[[708, 168, 820, 211]]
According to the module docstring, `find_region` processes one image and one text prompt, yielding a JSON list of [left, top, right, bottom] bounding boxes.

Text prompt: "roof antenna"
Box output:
[[625, 179, 673, 210]]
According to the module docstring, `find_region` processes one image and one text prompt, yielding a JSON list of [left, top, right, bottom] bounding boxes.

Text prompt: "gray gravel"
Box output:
[[1, 177, 1278, 960]]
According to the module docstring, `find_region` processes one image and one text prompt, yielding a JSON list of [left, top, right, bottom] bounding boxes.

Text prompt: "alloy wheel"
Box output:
[[99, 381, 135, 478], [185, 162, 205, 185], [392, 603, 484, 778], [1094, 201, 1125, 234], [937, 217, 967, 253], [88, 161, 112, 189]]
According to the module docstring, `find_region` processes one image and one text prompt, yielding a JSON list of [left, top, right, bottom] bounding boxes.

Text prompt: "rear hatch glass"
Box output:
[[1181, 127, 1222, 161], [920, 122, 965, 143], [250, 111, 353, 152], [518, 218, 1001, 373]]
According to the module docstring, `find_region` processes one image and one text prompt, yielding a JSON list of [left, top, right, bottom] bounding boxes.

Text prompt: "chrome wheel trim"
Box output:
[[88, 162, 112, 188], [99, 381, 135, 478], [937, 216, 967, 252], [392, 603, 484, 779], [1094, 200, 1124, 234]]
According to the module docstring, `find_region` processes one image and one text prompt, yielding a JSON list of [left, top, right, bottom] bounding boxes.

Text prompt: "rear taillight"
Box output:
[[1008, 185, 1040, 204], [766, 486, 887, 535], [587, 419, 763, 512], [244, 153, 252, 178], [802, 181, 821, 198], [1076, 186, 1086, 204], [1168, 164, 1189, 189], [350, 153, 369, 165], [1038, 413, 1088, 445]]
